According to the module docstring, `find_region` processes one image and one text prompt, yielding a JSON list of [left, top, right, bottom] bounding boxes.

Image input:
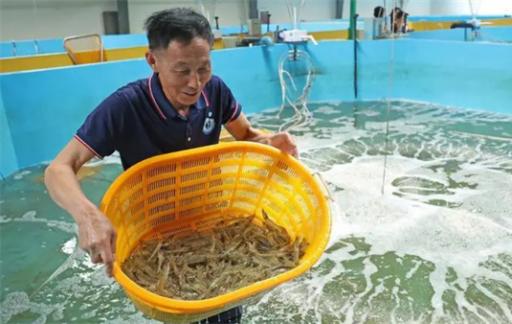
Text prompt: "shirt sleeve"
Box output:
[[75, 92, 123, 158], [218, 78, 242, 125]]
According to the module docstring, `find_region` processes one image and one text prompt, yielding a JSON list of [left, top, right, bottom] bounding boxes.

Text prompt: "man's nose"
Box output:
[[187, 72, 200, 89]]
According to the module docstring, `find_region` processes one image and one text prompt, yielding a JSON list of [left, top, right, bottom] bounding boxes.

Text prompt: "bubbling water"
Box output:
[[1, 100, 511, 323], [244, 100, 512, 323]]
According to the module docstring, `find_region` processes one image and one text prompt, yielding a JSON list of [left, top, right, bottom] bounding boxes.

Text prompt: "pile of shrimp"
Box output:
[[122, 212, 307, 300]]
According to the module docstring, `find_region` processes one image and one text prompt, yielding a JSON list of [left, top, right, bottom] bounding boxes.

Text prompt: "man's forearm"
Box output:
[[44, 164, 98, 225], [239, 127, 271, 144]]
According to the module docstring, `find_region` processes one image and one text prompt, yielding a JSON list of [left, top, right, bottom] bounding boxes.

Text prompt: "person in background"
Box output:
[[373, 6, 387, 38], [44, 8, 297, 324], [403, 12, 410, 33], [390, 7, 406, 34]]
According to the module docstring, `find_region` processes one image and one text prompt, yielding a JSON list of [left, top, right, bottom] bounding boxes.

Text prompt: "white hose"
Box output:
[[286, 0, 306, 30], [277, 47, 315, 132]]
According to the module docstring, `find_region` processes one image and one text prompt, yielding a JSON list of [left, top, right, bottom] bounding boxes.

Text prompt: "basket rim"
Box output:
[[101, 141, 332, 314]]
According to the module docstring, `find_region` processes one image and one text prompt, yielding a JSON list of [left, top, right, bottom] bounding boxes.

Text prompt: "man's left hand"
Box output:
[[267, 132, 298, 158]]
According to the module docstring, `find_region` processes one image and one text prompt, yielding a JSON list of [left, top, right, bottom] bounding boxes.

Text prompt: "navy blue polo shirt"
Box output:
[[75, 74, 242, 170]]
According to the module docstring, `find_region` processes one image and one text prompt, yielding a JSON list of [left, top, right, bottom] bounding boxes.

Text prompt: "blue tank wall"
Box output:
[[408, 14, 508, 22], [3, 14, 508, 57], [0, 60, 150, 174], [393, 39, 511, 111], [1, 39, 511, 176], [0, 38, 64, 58], [409, 28, 472, 41], [102, 34, 148, 49], [409, 26, 512, 42], [0, 94, 18, 178]]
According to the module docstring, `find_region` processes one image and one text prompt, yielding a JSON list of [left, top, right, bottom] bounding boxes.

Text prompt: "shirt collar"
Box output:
[[147, 73, 209, 121]]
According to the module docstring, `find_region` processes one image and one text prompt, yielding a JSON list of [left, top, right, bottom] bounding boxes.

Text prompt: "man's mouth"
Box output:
[[183, 91, 199, 97]]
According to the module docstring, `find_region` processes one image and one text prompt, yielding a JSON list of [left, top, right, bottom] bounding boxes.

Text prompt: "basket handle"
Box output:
[[313, 171, 334, 202]]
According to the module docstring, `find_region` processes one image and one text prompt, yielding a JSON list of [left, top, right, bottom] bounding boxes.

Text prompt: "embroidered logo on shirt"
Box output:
[[203, 111, 215, 135]]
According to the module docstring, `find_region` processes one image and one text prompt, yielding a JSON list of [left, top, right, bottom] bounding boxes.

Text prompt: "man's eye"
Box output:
[[175, 69, 190, 75]]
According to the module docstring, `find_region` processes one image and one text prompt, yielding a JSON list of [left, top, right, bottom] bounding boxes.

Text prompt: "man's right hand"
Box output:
[[44, 138, 117, 277], [77, 209, 117, 277]]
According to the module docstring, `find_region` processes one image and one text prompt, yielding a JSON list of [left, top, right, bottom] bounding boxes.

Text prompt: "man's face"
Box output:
[[148, 37, 212, 111]]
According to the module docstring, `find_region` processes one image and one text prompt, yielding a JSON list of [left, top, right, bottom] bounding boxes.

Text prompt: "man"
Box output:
[[390, 7, 406, 34], [44, 8, 297, 324], [372, 6, 386, 39]]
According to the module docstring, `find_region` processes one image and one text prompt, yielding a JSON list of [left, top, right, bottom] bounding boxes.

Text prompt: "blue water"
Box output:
[[1, 100, 511, 323]]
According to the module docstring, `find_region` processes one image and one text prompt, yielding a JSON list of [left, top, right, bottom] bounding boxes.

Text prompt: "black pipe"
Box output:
[[116, 0, 130, 34], [450, 22, 475, 41], [335, 0, 344, 19], [353, 13, 359, 99], [249, 0, 258, 19]]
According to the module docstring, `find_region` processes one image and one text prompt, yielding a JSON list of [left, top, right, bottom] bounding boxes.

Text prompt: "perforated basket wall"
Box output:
[[100, 142, 331, 323]]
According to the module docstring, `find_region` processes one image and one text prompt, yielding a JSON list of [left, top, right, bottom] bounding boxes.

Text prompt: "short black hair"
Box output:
[[391, 7, 404, 19], [144, 8, 214, 50], [374, 6, 385, 18]]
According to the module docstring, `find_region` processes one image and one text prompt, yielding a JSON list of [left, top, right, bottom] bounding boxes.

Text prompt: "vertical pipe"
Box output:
[[117, 0, 130, 34], [335, 0, 344, 19], [348, 0, 358, 98], [249, 0, 258, 19], [353, 13, 359, 99], [292, 7, 298, 30], [348, 0, 356, 40]]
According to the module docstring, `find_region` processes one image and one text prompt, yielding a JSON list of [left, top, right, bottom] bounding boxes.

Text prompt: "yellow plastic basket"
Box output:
[[100, 142, 331, 323]]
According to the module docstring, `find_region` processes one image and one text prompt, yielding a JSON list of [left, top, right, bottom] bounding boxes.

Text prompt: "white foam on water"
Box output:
[[246, 101, 512, 323], [13, 170, 31, 180], [314, 105, 340, 115], [3, 101, 511, 323], [344, 256, 380, 323], [0, 291, 64, 324], [455, 165, 512, 230], [0, 292, 30, 323], [324, 156, 512, 273], [21, 210, 37, 220], [61, 237, 77, 255], [11, 210, 77, 234], [84, 151, 121, 167], [311, 152, 511, 322]]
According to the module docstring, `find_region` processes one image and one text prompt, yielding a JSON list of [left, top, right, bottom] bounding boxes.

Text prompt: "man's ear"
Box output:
[[145, 51, 158, 72]]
